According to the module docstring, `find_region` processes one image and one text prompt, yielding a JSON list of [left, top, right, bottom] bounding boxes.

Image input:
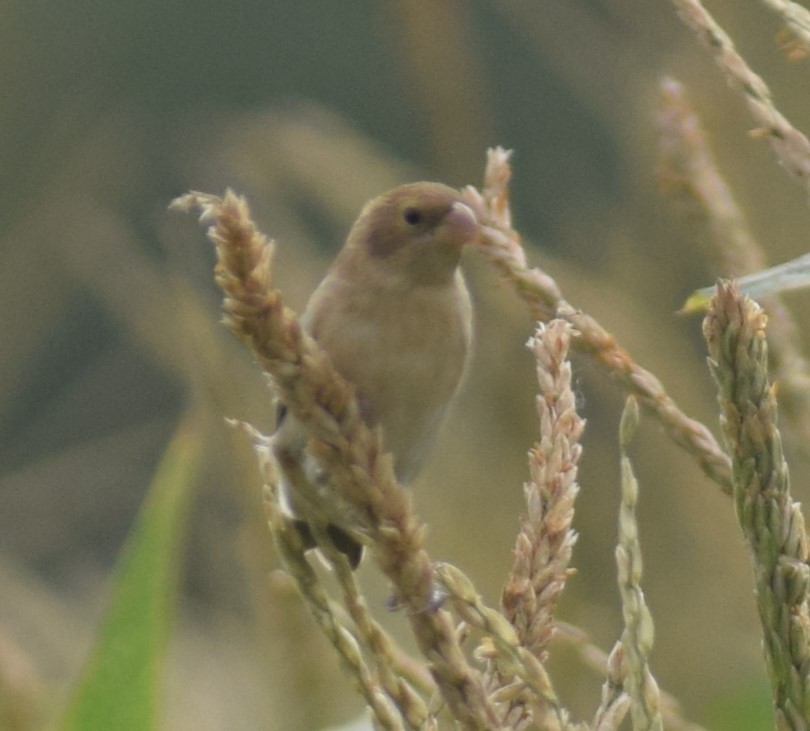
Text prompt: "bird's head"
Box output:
[[344, 182, 479, 286]]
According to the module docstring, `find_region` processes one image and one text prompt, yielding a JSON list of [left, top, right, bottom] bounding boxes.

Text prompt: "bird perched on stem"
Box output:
[[273, 182, 479, 567]]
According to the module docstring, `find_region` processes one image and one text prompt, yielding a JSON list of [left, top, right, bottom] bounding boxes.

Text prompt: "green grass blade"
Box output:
[[58, 419, 201, 731]]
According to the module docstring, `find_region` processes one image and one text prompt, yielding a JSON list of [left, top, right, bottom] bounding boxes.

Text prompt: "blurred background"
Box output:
[[2, 0, 809, 728]]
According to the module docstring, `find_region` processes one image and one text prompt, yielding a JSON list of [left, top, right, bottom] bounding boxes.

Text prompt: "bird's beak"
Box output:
[[439, 201, 480, 247]]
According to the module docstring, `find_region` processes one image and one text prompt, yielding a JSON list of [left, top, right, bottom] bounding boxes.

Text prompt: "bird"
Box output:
[[272, 182, 479, 567]]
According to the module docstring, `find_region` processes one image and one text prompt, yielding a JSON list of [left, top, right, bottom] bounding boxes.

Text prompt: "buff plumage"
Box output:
[[273, 182, 478, 566]]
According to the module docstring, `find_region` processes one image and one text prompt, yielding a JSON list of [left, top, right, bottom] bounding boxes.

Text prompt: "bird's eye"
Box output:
[[403, 207, 422, 226]]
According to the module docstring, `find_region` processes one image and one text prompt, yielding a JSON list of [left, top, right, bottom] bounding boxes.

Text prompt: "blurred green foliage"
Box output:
[[58, 420, 199, 731], [706, 679, 772, 731]]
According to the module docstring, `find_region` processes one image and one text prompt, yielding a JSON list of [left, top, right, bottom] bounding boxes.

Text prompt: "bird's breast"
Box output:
[[305, 272, 472, 481]]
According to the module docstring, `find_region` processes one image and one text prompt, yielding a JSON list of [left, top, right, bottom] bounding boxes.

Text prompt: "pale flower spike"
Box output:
[[683, 251, 810, 312]]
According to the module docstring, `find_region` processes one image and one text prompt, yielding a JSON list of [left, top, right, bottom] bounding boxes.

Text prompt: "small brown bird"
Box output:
[[273, 182, 478, 566]]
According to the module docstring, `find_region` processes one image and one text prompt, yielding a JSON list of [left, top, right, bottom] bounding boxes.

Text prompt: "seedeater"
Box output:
[[273, 182, 478, 567]]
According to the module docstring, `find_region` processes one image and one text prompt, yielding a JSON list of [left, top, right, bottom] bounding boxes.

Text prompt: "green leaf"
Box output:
[[58, 418, 201, 731], [706, 677, 772, 731], [680, 288, 712, 314]]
